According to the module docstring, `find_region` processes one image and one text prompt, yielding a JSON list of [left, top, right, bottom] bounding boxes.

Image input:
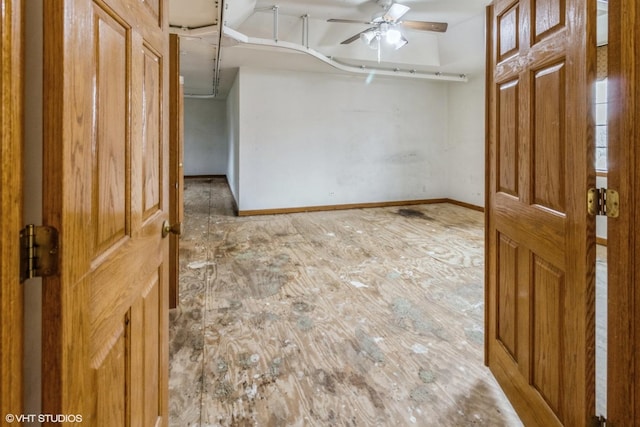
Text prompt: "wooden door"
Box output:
[[169, 33, 184, 309], [41, 0, 169, 425], [607, 0, 640, 423], [485, 0, 596, 425], [1, 0, 23, 419]]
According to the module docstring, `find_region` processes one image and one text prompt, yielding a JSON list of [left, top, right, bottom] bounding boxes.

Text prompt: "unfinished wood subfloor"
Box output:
[[169, 177, 523, 426]]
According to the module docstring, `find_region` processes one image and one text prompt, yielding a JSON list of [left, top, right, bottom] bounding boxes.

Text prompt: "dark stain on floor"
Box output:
[[292, 301, 314, 313], [348, 373, 385, 409], [397, 208, 434, 220], [313, 369, 384, 410], [314, 369, 340, 394]]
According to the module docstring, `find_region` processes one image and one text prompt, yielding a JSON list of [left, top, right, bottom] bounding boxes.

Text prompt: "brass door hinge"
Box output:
[[19, 225, 59, 283], [587, 188, 619, 218]]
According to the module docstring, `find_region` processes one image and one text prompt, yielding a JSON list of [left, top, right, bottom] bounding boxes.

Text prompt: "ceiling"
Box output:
[[169, 0, 609, 99]]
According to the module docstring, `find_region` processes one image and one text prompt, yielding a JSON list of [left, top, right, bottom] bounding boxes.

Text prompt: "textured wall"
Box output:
[[446, 74, 485, 207], [183, 98, 228, 176], [226, 75, 240, 204], [236, 67, 451, 211]]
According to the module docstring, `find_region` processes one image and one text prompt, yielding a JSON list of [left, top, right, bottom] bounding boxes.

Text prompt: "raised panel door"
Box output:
[[486, 0, 596, 425], [41, 0, 169, 425]]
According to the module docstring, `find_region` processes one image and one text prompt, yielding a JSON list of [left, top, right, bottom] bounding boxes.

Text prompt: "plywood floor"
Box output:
[[169, 177, 525, 426]]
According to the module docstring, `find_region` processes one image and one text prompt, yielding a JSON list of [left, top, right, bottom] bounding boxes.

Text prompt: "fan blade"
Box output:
[[340, 30, 369, 44], [400, 20, 448, 32], [383, 3, 410, 22], [328, 18, 374, 25]]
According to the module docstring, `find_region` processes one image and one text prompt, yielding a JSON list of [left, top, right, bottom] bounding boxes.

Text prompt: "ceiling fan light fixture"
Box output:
[[386, 28, 402, 44], [368, 33, 381, 50], [360, 29, 376, 45], [392, 36, 408, 49], [332, 3, 449, 46], [391, 35, 408, 49]]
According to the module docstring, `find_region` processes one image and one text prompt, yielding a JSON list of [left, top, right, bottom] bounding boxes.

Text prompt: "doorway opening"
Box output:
[[594, 0, 608, 417]]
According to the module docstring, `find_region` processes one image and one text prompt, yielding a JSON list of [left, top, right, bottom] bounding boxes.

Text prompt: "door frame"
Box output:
[[169, 33, 183, 309], [607, 0, 640, 422], [1, 0, 24, 419]]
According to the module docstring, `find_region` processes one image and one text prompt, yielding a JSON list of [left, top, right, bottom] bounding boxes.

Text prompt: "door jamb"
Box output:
[[0, 0, 24, 418], [607, 0, 639, 423]]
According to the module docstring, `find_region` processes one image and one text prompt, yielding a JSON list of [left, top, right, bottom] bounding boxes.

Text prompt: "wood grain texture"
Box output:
[[498, 3, 519, 61], [169, 178, 523, 426], [531, 257, 563, 416], [143, 275, 161, 426], [497, 234, 518, 359], [485, 0, 596, 424], [169, 33, 184, 309], [96, 325, 127, 426], [93, 7, 128, 254], [532, 62, 566, 213], [532, 0, 565, 41], [42, 0, 169, 424], [497, 79, 519, 197], [607, 0, 640, 423], [0, 0, 23, 419], [142, 44, 162, 218]]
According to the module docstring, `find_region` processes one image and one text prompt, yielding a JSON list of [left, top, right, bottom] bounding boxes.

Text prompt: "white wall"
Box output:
[[595, 79, 608, 242], [226, 74, 240, 204], [446, 74, 486, 207], [183, 98, 228, 175], [596, 175, 607, 241], [236, 67, 450, 211]]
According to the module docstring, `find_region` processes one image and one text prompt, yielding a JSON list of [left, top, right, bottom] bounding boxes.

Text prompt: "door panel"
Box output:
[[531, 256, 563, 413], [142, 276, 161, 425], [532, 62, 566, 211], [143, 0, 161, 22], [96, 328, 126, 424], [533, 0, 565, 40], [486, 0, 596, 425], [93, 4, 129, 255], [143, 44, 163, 218], [497, 80, 519, 196], [497, 4, 519, 61], [0, 0, 23, 418], [42, 0, 169, 425], [497, 234, 518, 359]]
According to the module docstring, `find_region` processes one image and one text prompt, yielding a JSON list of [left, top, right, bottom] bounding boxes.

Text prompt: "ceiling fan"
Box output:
[[328, 0, 448, 51]]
